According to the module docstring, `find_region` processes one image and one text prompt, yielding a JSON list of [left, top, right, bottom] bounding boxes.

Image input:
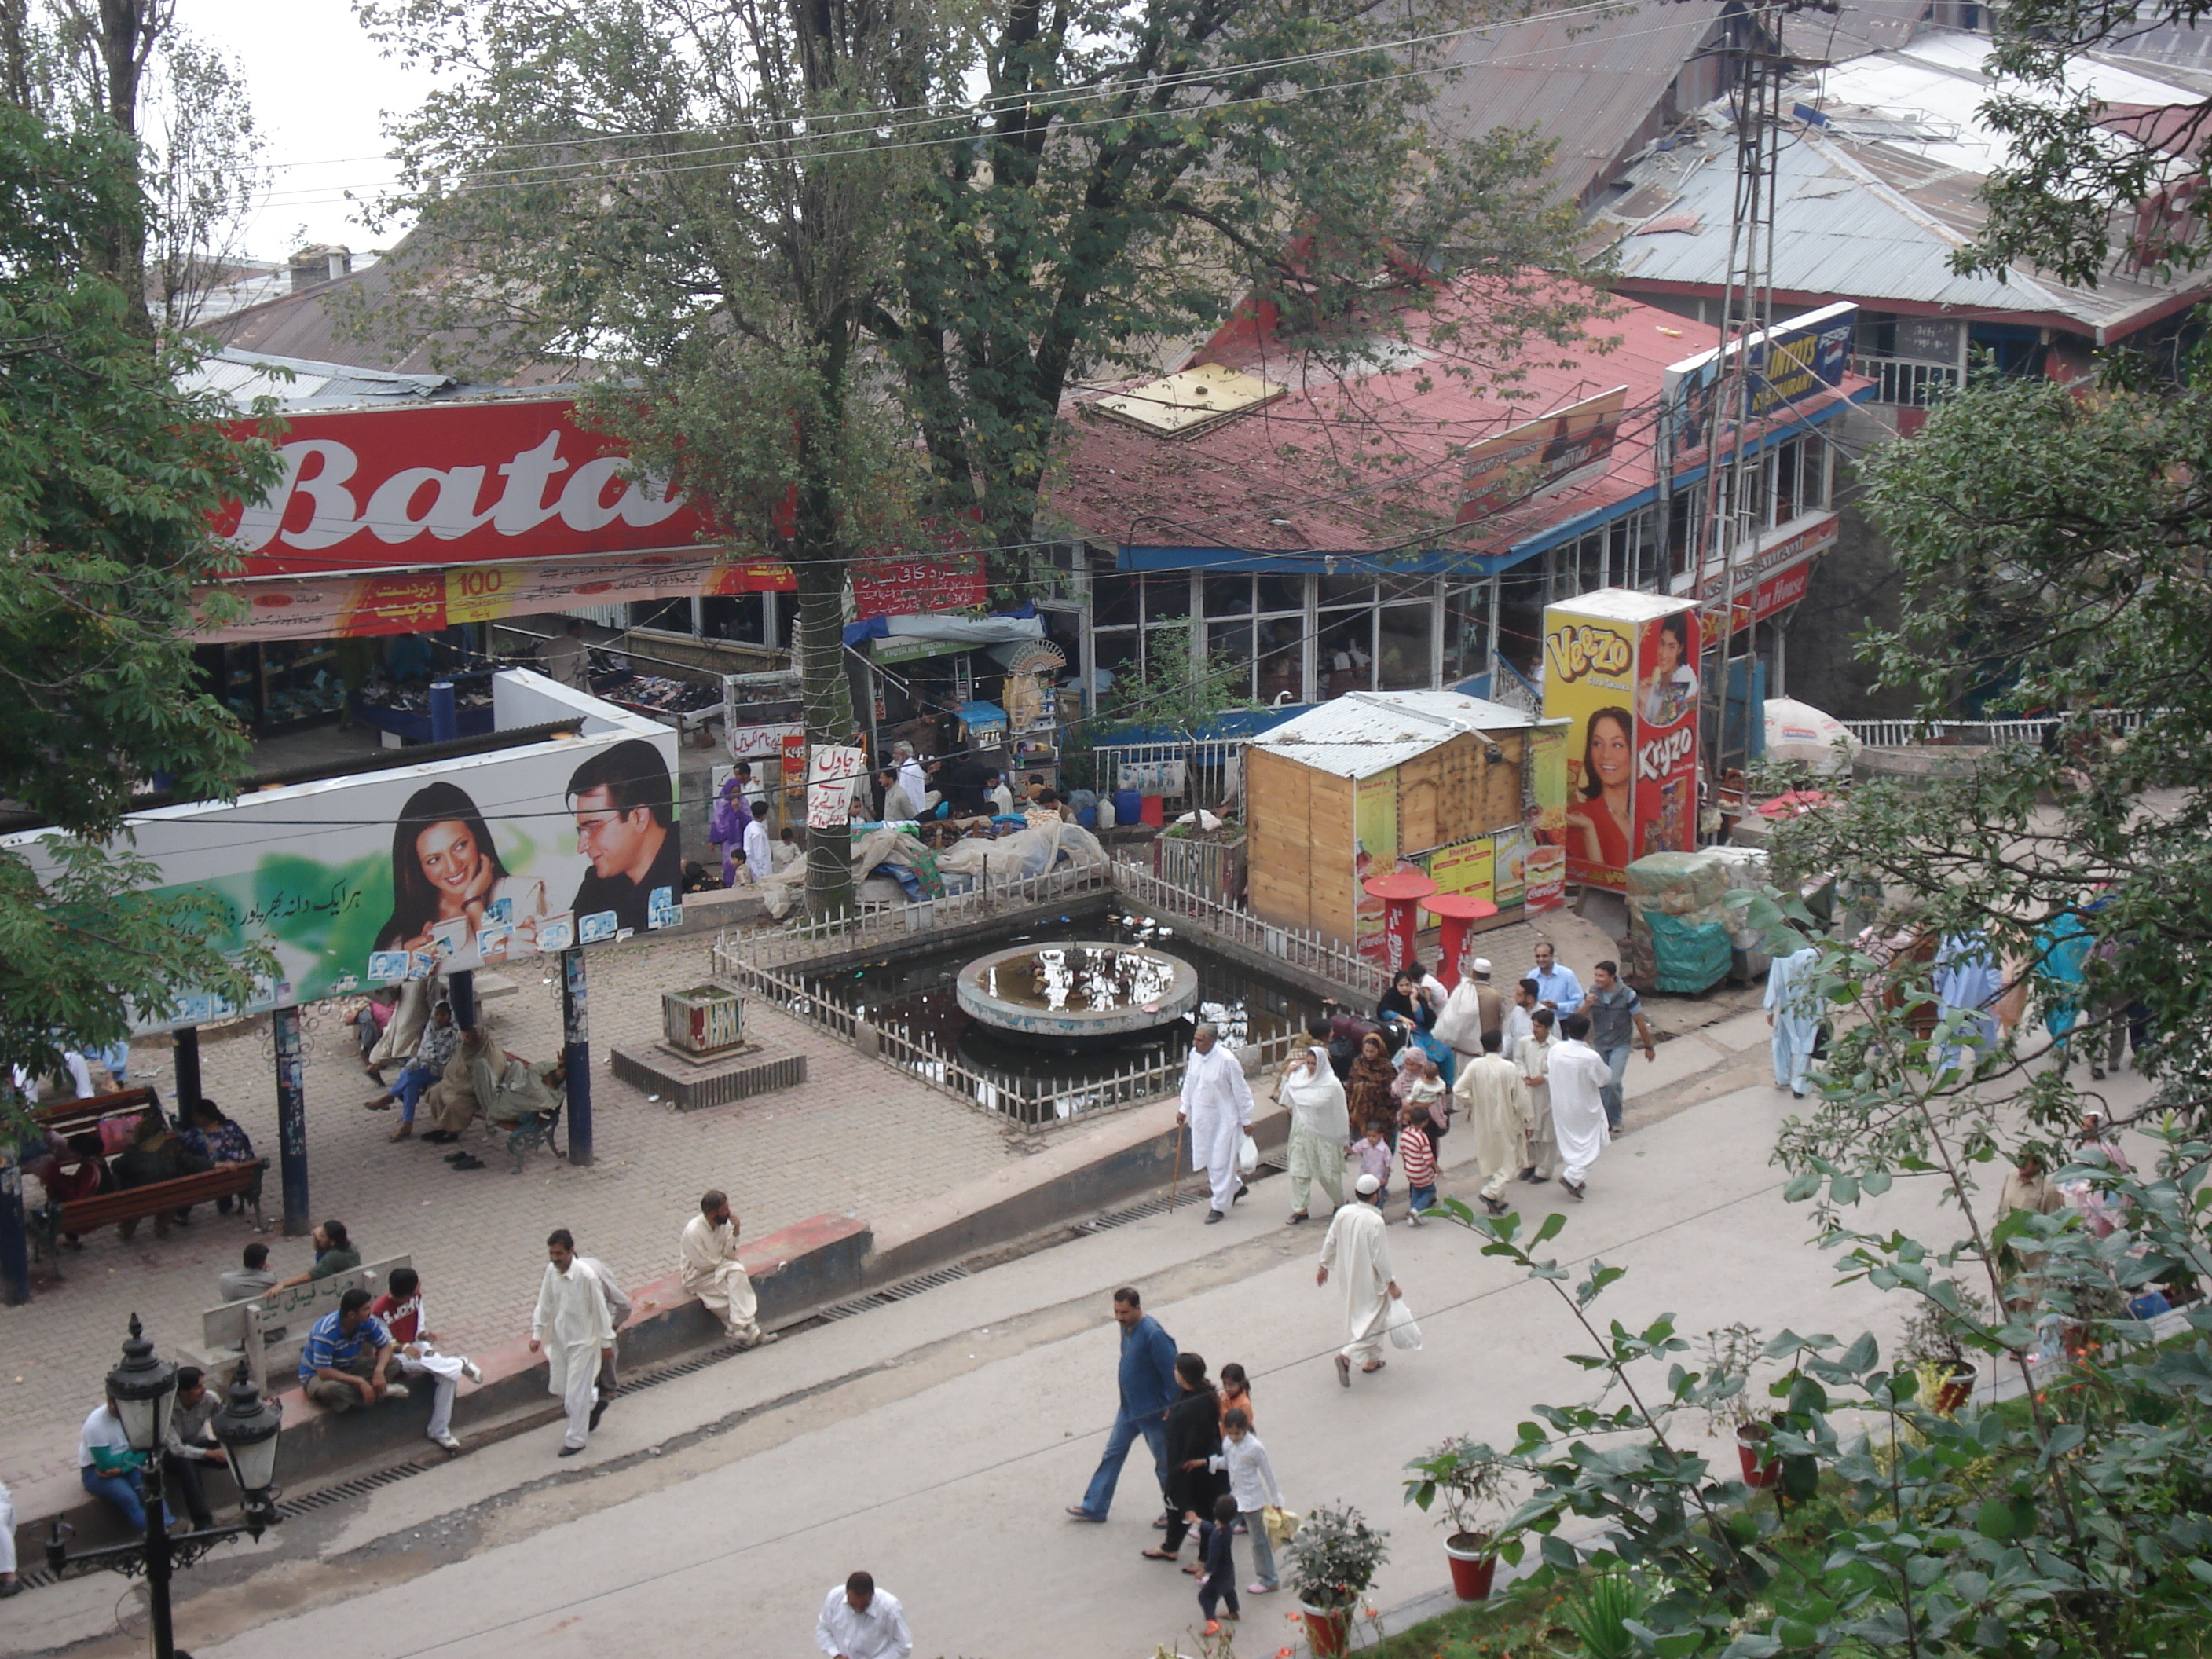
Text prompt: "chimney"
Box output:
[[288, 244, 353, 294]]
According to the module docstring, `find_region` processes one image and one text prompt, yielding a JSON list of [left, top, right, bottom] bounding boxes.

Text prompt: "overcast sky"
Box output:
[[174, 0, 432, 258]]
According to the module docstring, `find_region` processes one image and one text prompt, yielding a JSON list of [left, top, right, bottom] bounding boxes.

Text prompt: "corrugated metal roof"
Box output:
[[1587, 32, 2212, 335], [1249, 690, 1539, 778], [1778, 0, 1929, 64], [1424, 2, 1731, 204], [183, 349, 456, 410]]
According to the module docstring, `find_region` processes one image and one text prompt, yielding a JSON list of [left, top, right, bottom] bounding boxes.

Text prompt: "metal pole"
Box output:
[[172, 1026, 202, 1126], [561, 948, 594, 1167], [0, 1159, 28, 1306], [143, 1453, 177, 1659], [273, 1007, 309, 1236]]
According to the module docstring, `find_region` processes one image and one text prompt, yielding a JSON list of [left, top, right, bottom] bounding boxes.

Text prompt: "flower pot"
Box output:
[[1445, 1534, 1498, 1600], [1300, 1602, 1353, 1658], [1736, 1425, 1780, 1489], [1935, 1361, 1976, 1413]]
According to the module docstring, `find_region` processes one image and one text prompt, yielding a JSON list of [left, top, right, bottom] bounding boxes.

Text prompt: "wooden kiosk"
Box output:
[[1243, 690, 1570, 961]]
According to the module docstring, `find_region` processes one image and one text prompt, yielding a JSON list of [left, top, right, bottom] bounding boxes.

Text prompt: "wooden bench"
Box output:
[[29, 1159, 269, 1275], [188, 1254, 414, 1393], [32, 1085, 164, 1140]]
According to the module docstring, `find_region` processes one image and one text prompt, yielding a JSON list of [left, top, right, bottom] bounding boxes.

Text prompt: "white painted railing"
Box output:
[[1113, 861, 1389, 999], [728, 859, 1115, 969], [1840, 714, 2143, 749], [1091, 738, 1244, 809], [714, 949, 1308, 1126]]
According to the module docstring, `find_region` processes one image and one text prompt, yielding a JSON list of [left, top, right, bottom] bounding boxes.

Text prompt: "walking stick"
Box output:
[[1167, 1115, 1186, 1213]]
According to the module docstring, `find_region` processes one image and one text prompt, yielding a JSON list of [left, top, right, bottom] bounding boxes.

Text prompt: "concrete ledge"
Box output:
[[865, 1095, 1289, 1284], [607, 1043, 807, 1111], [11, 1214, 872, 1569]]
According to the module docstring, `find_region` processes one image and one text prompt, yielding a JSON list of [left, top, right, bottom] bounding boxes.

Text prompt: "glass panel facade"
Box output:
[[1443, 582, 1493, 684], [1377, 604, 1431, 690]]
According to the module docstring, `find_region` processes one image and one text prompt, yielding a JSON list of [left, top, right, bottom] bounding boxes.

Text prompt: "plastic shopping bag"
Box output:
[[1237, 1131, 1259, 1176], [1386, 1296, 1423, 1351], [1262, 1504, 1301, 1547]]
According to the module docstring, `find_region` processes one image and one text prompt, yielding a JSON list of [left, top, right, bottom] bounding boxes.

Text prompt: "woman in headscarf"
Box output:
[[1378, 968, 1453, 1083], [1279, 1017, 1350, 1224], [1346, 1031, 1399, 1148], [707, 775, 748, 888]]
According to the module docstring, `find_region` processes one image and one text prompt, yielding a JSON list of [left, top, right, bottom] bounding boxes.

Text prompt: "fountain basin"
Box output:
[[956, 941, 1201, 1047]]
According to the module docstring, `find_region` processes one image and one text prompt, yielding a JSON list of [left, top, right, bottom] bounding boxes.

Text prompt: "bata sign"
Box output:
[[218, 398, 716, 576]]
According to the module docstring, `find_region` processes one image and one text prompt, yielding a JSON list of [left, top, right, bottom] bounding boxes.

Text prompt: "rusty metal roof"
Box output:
[[1423, 2, 1734, 205], [1249, 690, 1540, 778], [1777, 0, 1929, 64]]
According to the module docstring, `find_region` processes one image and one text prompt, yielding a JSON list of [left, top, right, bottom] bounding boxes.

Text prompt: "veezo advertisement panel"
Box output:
[[1541, 591, 1701, 892], [5, 698, 682, 1031]]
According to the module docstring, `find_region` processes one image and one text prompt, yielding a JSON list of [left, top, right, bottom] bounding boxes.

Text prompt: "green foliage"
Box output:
[[1560, 1574, 1651, 1659], [1404, 1434, 1514, 1546], [1283, 1499, 1390, 1612], [0, 102, 282, 1093]]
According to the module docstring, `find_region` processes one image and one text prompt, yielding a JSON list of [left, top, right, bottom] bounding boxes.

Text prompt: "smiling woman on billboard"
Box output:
[[1566, 707, 1635, 873], [374, 781, 548, 963]]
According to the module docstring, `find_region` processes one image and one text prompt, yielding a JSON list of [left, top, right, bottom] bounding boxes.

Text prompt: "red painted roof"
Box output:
[[1045, 277, 1860, 559]]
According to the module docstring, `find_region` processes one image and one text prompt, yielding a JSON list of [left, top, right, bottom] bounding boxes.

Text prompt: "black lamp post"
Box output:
[[46, 1314, 284, 1659]]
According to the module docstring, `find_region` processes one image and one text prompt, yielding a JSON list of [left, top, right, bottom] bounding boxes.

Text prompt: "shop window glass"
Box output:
[[1444, 581, 1493, 683], [1319, 613, 1374, 694], [1496, 559, 1545, 676], [628, 598, 690, 632], [1319, 575, 1375, 609], [701, 594, 768, 643], [1257, 615, 1304, 703], [1805, 441, 1830, 508], [1208, 620, 1258, 698], [1377, 604, 1433, 690], [1203, 573, 1254, 616], [1254, 573, 1305, 613], [1144, 572, 1192, 620], [1093, 574, 1140, 628], [1094, 628, 1141, 678]]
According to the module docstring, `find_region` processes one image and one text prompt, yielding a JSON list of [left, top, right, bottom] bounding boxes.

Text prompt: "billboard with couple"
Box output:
[[8, 710, 682, 1031]]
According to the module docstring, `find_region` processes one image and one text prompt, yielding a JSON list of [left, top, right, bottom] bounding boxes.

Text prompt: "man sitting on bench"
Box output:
[[272, 1219, 363, 1291], [112, 1111, 210, 1240], [298, 1287, 407, 1412]]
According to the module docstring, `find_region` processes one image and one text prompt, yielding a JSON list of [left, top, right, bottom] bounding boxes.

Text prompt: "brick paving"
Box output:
[[0, 932, 1027, 1495]]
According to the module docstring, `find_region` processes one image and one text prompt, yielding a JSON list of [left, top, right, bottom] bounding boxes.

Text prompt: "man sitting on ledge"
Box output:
[[299, 1287, 408, 1411]]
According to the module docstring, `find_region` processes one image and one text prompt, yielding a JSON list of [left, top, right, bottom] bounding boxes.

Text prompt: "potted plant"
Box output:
[[1403, 1436, 1512, 1600], [1283, 1501, 1389, 1657], [1699, 1323, 1780, 1487], [1899, 1280, 1990, 1413]]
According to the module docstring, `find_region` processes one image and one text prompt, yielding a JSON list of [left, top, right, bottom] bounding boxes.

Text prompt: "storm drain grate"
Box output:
[[278, 1459, 431, 1518], [1079, 1164, 1284, 1235], [815, 1264, 971, 1321]]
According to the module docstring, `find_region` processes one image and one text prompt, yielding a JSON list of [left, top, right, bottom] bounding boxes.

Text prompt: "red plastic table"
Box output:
[[1422, 892, 1501, 988], [1362, 870, 1438, 970]]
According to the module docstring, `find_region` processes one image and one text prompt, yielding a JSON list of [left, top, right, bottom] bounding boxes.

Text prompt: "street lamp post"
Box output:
[[46, 1315, 284, 1659]]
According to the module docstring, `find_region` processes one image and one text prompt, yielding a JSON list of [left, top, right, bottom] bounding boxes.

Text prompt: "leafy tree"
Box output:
[[0, 104, 281, 1104]]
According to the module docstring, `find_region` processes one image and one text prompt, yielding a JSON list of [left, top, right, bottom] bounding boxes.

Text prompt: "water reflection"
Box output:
[[984, 945, 1184, 1013]]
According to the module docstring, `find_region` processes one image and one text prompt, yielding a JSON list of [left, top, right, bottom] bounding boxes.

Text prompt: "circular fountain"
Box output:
[[956, 940, 1202, 1048]]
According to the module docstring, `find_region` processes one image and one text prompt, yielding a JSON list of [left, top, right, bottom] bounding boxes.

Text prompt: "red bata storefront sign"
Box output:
[[200, 397, 982, 639]]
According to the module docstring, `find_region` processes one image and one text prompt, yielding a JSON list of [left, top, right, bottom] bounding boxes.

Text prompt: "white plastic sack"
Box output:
[[1237, 1131, 1259, 1176], [1431, 979, 1485, 1051], [1387, 1297, 1423, 1351]]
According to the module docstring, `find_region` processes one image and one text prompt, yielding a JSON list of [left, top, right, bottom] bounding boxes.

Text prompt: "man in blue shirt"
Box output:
[[299, 1287, 405, 1412], [1067, 1286, 1179, 1523], [1529, 942, 1585, 1019]]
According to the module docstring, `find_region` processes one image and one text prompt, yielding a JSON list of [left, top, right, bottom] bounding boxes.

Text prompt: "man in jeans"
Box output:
[[1585, 961, 1657, 1132], [162, 1367, 229, 1529], [298, 1287, 407, 1411], [1066, 1287, 1179, 1522]]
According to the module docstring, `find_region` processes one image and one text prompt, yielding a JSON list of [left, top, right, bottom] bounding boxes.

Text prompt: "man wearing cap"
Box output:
[[1317, 1174, 1401, 1384], [1468, 960, 1504, 1047]]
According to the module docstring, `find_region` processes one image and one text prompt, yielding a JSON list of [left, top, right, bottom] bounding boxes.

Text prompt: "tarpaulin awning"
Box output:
[[841, 606, 1042, 650]]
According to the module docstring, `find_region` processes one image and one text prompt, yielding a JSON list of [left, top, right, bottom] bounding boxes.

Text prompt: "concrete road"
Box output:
[[17, 1053, 2151, 1659]]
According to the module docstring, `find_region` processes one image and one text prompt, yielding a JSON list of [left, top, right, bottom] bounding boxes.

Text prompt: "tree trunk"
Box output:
[[793, 409, 857, 919]]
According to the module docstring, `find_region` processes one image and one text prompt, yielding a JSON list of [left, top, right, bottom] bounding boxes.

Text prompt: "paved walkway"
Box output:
[[2, 932, 1025, 1496]]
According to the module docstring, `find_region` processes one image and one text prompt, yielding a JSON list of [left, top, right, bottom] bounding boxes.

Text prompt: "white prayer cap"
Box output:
[[1471, 958, 1493, 974], [1354, 1173, 1382, 1196]]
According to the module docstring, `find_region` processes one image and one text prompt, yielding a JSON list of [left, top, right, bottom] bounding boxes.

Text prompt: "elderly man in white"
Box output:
[[816, 1570, 912, 1659], [529, 1228, 615, 1458], [1177, 1022, 1254, 1224]]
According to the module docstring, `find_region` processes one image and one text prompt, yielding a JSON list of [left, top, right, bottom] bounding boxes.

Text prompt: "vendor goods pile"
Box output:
[[1624, 851, 1734, 994]]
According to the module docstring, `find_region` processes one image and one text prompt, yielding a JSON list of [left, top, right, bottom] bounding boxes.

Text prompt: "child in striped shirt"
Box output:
[[1398, 1100, 1438, 1224]]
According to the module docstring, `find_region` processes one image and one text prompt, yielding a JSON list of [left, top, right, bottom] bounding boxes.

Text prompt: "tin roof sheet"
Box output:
[[1248, 690, 1540, 778]]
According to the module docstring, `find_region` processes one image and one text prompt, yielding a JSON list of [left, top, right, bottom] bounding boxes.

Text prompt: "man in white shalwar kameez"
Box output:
[[1279, 1020, 1350, 1223], [1519, 1008, 1561, 1182], [530, 1229, 615, 1456], [1452, 1031, 1530, 1214], [1178, 1024, 1254, 1224], [1547, 1013, 1611, 1200], [679, 1188, 778, 1348], [1317, 1174, 1400, 1384], [1764, 943, 1823, 1097]]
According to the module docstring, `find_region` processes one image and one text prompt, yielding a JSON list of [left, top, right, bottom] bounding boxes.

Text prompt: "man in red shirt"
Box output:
[[368, 1267, 483, 1452]]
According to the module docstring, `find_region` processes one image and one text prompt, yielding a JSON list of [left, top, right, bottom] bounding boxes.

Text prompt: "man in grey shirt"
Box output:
[[1584, 961, 1657, 1133], [162, 1366, 226, 1529], [218, 1241, 278, 1306]]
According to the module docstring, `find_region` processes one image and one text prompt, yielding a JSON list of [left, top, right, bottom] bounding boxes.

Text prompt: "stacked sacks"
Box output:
[[1624, 851, 1733, 994], [1703, 844, 1774, 982]]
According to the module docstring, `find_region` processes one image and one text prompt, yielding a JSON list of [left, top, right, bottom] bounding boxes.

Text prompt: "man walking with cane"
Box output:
[[1177, 1024, 1254, 1224], [1067, 1287, 1181, 1523]]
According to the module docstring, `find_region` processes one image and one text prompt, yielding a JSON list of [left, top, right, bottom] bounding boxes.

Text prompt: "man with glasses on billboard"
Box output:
[[566, 738, 682, 934]]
